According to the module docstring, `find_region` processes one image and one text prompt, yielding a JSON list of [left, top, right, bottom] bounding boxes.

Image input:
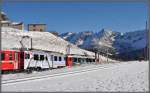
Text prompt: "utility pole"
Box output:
[[66, 44, 71, 55], [106, 49, 108, 62], [146, 21, 149, 60], [30, 38, 32, 50], [98, 52, 100, 64], [95, 51, 97, 64]]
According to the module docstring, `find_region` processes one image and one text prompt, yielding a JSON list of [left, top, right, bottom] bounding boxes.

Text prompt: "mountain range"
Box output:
[[59, 29, 148, 60]]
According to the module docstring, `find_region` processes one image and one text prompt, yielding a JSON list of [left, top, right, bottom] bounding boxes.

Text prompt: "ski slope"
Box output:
[[2, 61, 148, 92]]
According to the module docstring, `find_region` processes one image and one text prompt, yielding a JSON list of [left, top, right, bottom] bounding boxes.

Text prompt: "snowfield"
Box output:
[[2, 61, 149, 92]]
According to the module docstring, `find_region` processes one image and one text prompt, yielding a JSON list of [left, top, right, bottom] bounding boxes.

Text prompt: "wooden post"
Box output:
[[98, 53, 100, 64]]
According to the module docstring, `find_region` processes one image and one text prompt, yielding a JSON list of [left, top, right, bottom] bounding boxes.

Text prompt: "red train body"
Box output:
[[1, 50, 25, 71]]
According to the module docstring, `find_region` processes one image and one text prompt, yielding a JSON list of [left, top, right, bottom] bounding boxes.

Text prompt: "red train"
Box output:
[[1, 50, 95, 73]]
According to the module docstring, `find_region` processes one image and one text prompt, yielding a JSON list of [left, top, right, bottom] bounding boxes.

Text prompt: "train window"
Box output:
[[40, 55, 44, 61], [64, 57, 66, 61], [86, 58, 88, 62], [54, 56, 57, 61], [25, 54, 30, 59], [1, 53, 5, 61], [59, 57, 62, 61], [73, 58, 77, 62], [9, 53, 12, 60], [34, 54, 39, 60], [45, 56, 48, 61], [78, 59, 80, 62]]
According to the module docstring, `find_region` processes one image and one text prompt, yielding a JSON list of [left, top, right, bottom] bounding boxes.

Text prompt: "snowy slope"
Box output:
[[1, 27, 95, 57]]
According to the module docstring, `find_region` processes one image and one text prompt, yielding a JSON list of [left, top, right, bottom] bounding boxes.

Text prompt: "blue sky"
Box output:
[[2, 2, 148, 33]]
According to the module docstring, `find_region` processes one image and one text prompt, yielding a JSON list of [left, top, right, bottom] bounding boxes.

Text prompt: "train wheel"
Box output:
[[49, 67, 53, 70], [26, 69, 32, 74], [2, 70, 10, 74], [1, 71, 4, 74], [36, 67, 42, 71]]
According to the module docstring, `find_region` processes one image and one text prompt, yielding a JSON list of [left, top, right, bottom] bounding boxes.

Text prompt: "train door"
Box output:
[[57, 55, 66, 67], [19, 51, 24, 70], [24, 51, 32, 69], [42, 53, 53, 69], [40, 53, 48, 69], [53, 55, 58, 68], [14, 51, 19, 70], [34, 53, 40, 68]]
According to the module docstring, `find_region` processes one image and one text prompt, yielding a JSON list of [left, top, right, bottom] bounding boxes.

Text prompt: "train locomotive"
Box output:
[[1, 49, 95, 73]]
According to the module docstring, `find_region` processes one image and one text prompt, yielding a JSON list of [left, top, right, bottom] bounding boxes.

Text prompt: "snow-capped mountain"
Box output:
[[60, 29, 147, 55], [114, 30, 147, 53]]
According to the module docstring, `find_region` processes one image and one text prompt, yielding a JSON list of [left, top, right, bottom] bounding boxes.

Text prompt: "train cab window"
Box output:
[[54, 56, 57, 61], [59, 57, 62, 61], [25, 54, 30, 59], [1, 53, 4, 60], [9, 53, 12, 60], [40, 55, 44, 61], [34, 54, 39, 60]]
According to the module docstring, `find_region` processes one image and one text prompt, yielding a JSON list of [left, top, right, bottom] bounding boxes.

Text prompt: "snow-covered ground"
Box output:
[[2, 61, 149, 92], [1, 61, 118, 81]]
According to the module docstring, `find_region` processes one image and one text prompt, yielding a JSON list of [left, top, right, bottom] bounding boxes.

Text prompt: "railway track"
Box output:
[[2, 62, 121, 85]]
